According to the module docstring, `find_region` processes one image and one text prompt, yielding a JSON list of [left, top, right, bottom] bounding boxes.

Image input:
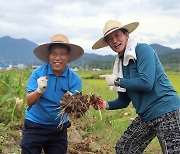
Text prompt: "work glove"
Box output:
[[36, 76, 48, 93], [99, 74, 120, 86], [90, 96, 109, 110]]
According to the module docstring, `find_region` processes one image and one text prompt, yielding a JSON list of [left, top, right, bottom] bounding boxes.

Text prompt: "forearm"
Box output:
[[26, 90, 41, 106], [120, 77, 153, 91], [108, 99, 129, 110], [107, 92, 130, 110]]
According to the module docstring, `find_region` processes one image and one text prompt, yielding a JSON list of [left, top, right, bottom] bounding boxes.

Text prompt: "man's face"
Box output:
[[106, 29, 129, 55], [49, 46, 70, 76]]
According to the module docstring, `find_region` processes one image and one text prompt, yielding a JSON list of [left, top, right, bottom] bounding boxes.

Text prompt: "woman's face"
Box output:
[[49, 46, 70, 76], [106, 29, 129, 55]]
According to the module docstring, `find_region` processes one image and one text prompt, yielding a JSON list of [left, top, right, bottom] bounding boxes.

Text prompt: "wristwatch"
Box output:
[[114, 77, 120, 87]]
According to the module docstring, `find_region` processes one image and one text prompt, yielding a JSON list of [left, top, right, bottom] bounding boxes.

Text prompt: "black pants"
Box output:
[[115, 109, 180, 154], [21, 119, 71, 154]]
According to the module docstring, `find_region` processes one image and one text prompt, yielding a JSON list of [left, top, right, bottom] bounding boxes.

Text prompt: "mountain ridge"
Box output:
[[0, 36, 179, 67]]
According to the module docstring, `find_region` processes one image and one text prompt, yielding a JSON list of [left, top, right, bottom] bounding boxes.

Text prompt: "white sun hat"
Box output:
[[92, 20, 139, 49]]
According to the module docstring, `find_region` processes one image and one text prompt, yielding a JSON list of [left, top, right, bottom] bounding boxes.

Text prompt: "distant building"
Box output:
[[71, 67, 79, 71], [17, 64, 26, 69], [92, 68, 102, 71], [6, 65, 13, 70], [13, 64, 26, 69], [0, 63, 9, 69], [32, 65, 40, 69]]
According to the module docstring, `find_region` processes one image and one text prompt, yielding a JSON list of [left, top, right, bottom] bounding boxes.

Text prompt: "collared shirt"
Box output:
[[108, 43, 180, 121], [25, 63, 82, 125]]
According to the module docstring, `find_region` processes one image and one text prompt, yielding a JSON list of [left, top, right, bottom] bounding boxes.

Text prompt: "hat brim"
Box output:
[[34, 42, 84, 63], [92, 22, 139, 49]]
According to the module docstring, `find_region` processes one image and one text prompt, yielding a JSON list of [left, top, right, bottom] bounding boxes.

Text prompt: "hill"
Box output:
[[69, 53, 116, 70], [150, 44, 174, 54], [0, 36, 179, 71], [0, 36, 42, 65]]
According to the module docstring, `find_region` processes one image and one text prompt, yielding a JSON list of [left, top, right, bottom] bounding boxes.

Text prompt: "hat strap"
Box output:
[[104, 27, 119, 36], [52, 41, 64, 43]]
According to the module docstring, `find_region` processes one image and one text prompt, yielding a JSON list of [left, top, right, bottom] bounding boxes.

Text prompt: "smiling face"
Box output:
[[49, 44, 70, 76], [105, 29, 129, 55]]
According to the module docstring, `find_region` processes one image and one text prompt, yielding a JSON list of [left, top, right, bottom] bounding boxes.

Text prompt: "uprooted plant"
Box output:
[[89, 93, 104, 120], [57, 91, 90, 127], [89, 93, 105, 110]]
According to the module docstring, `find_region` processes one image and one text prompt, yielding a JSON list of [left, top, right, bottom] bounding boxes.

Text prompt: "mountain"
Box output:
[[0, 36, 179, 70], [71, 44, 180, 69], [0, 36, 42, 65], [150, 44, 174, 54], [72, 53, 115, 64]]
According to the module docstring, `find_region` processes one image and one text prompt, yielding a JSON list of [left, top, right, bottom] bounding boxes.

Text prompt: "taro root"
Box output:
[[89, 93, 104, 110], [57, 91, 90, 127]]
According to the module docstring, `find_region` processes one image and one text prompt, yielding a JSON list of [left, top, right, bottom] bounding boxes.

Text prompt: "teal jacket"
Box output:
[[108, 43, 180, 121]]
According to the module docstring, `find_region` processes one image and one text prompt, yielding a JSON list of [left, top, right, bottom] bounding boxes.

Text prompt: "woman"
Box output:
[[91, 20, 180, 154]]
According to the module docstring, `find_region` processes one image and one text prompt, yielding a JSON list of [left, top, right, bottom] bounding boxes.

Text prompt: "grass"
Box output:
[[0, 69, 179, 153], [75, 70, 180, 154], [166, 72, 180, 95]]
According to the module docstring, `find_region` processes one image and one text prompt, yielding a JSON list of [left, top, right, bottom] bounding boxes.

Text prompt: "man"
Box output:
[[91, 20, 180, 154], [21, 34, 84, 154]]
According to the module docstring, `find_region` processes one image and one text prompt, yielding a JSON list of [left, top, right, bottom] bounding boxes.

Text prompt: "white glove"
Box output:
[[99, 74, 117, 86], [36, 76, 48, 93]]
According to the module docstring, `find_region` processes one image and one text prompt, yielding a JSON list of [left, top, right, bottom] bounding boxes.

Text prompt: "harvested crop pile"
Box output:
[[57, 91, 90, 127]]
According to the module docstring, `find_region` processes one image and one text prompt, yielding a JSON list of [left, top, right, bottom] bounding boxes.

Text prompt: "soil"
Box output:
[[2, 124, 109, 153], [61, 92, 109, 153], [1, 124, 109, 154], [67, 125, 107, 154], [1, 91, 110, 153]]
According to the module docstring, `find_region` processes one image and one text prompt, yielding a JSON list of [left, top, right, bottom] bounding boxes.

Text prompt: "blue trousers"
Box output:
[[21, 119, 71, 154]]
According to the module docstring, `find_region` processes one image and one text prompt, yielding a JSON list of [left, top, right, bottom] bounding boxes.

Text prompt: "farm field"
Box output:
[[0, 69, 179, 153]]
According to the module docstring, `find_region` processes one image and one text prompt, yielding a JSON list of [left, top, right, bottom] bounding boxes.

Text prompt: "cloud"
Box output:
[[0, 0, 180, 55]]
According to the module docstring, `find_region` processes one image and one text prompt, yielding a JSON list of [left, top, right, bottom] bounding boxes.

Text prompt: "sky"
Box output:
[[0, 0, 180, 55]]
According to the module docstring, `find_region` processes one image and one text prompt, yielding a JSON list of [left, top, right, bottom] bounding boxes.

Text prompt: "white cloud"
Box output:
[[0, 0, 180, 55]]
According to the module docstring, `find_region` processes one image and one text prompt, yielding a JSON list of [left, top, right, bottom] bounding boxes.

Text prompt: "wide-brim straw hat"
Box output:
[[34, 34, 84, 62], [92, 20, 139, 49]]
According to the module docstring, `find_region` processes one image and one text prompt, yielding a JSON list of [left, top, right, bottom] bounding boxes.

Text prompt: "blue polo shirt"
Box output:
[[25, 63, 82, 125], [108, 43, 180, 121]]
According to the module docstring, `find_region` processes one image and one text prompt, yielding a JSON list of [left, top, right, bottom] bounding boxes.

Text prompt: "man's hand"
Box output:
[[36, 76, 48, 93], [99, 74, 119, 86]]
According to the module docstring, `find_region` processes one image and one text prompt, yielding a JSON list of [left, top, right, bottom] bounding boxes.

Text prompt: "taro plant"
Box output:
[[0, 69, 32, 124]]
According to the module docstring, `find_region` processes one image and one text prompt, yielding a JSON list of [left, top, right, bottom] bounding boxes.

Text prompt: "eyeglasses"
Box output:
[[50, 52, 68, 57]]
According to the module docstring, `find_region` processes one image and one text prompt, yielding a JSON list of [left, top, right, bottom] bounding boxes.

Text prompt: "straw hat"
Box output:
[[34, 34, 84, 62], [92, 20, 139, 49]]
